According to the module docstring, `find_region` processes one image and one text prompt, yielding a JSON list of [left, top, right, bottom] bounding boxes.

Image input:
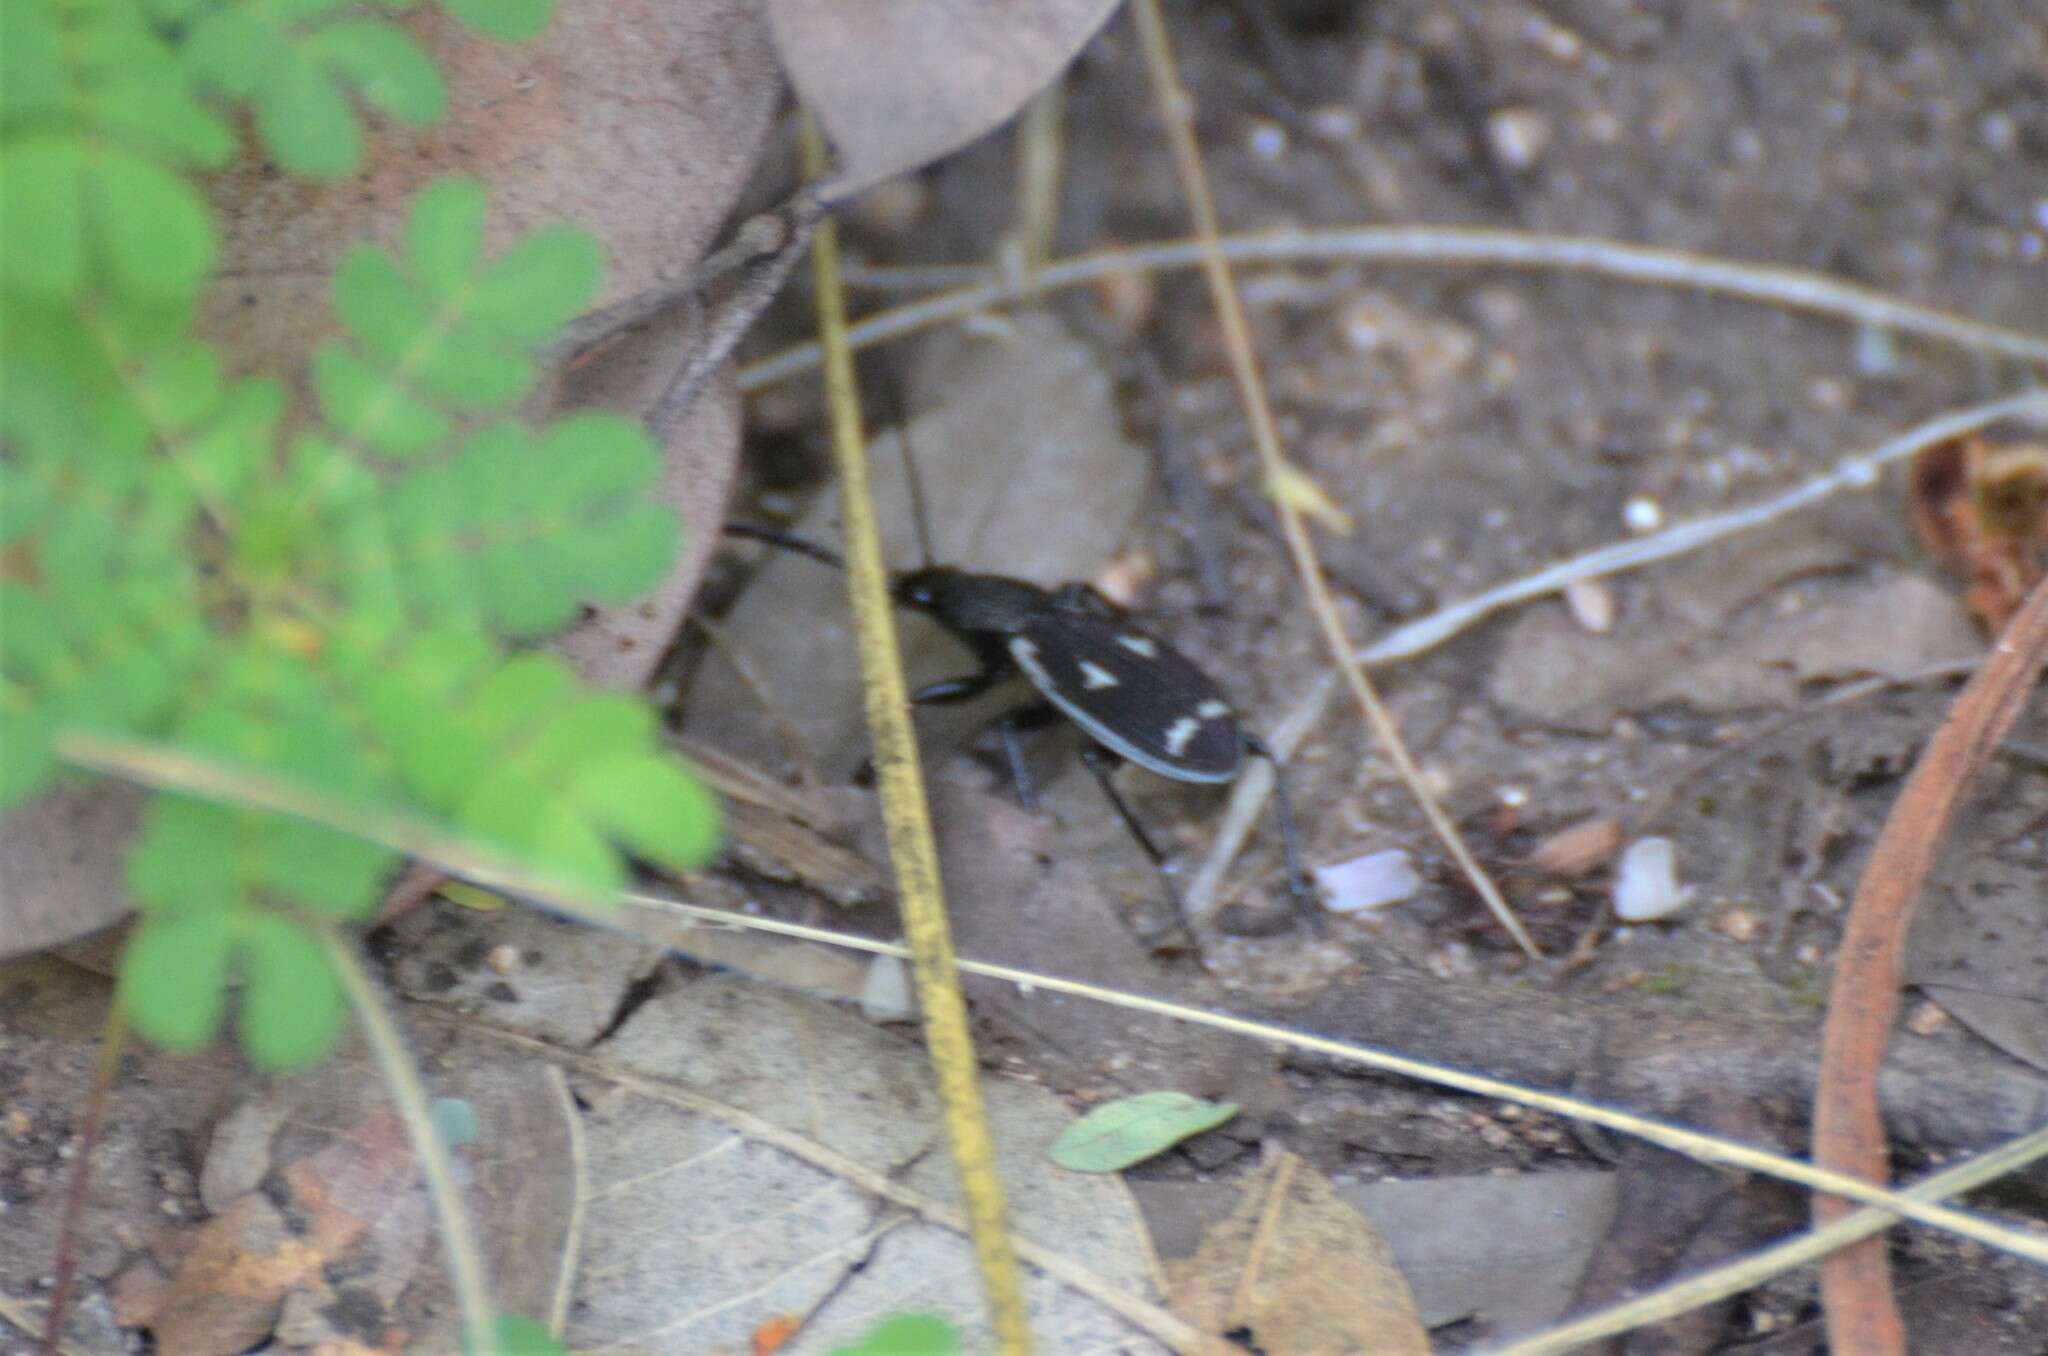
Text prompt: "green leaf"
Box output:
[[90, 149, 216, 300], [247, 817, 397, 918], [1, 0, 67, 124], [182, 7, 269, 98], [0, 137, 85, 299], [235, 913, 345, 1070], [465, 1314, 565, 1356], [120, 909, 232, 1052], [308, 21, 443, 126], [334, 245, 431, 362], [255, 50, 360, 177], [440, 0, 552, 42], [573, 754, 720, 875], [1049, 1092, 1240, 1172], [829, 1314, 959, 1356], [126, 795, 245, 919], [312, 344, 450, 457], [405, 177, 487, 298], [469, 226, 601, 340]]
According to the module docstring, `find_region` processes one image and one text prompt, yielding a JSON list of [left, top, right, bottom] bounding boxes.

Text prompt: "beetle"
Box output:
[[724, 522, 1320, 935]]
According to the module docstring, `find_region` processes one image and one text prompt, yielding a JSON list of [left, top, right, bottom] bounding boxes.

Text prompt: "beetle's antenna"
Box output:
[[726, 522, 846, 571], [878, 351, 939, 570]]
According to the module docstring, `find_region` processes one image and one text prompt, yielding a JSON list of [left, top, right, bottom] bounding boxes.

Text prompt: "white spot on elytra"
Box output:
[[1010, 637, 1048, 684], [1163, 717, 1200, 756], [1080, 661, 1119, 689], [1196, 699, 1231, 719], [1115, 634, 1158, 657]]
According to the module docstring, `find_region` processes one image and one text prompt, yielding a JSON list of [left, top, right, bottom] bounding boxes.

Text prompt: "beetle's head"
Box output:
[[893, 566, 962, 614]]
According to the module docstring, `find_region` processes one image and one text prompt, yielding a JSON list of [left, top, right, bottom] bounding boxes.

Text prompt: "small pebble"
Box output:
[[486, 944, 521, 977], [1313, 849, 1421, 915], [1622, 496, 1664, 533], [1613, 837, 1691, 920], [1715, 907, 1760, 942], [1564, 577, 1616, 633], [1246, 118, 1289, 160], [861, 954, 914, 1023], [1906, 1001, 1951, 1037], [1530, 818, 1623, 877], [1487, 107, 1553, 170]]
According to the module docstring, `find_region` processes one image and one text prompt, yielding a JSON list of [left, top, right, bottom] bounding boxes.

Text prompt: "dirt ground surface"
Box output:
[[713, 2, 2048, 1349], [6, 3, 2047, 1354]]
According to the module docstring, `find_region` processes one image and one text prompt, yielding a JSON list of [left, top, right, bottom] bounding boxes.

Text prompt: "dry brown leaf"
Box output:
[[1528, 818, 1625, 878], [1167, 1151, 1430, 1355], [0, 782, 142, 961], [1909, 433, 2048, 632], [769, 0, 1121, 202]]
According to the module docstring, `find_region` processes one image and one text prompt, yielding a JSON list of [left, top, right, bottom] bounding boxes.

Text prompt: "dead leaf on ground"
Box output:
[[1909, 433, 2048, 632], [148, 1034, 578, 1354], [442, 972, 1177, 1353], [1132, 1169, 1617, 1340], [1167, 1150, 1429, 1356], [0, 958, 245, 1353], [1906, 856, 2048, 1074], [1489, 569, 1980, 731], [769, 0, 1122, 202], [0, 781, 142, 960]]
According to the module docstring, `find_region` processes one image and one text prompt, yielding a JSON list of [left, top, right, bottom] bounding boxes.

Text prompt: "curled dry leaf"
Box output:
[[1529, 817, 1624, 878], [768, 0, 1123, 201], [1167, 1151, 1429, 1356], [1909, 433, 2048, 632]]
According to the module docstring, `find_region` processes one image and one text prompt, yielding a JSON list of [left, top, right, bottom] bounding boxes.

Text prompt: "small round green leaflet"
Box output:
[[1050, 1091, 1240, 1172], [828, 1313, 958, 1356], [465, 1313, 564, 1356]]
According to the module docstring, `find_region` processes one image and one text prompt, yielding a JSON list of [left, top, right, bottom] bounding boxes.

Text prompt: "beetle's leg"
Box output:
[[1077, 743, 1198, 949], [1244, 733, 1322, 931], [991, 702, 1060, 812], [911, 667, 1005, 706]]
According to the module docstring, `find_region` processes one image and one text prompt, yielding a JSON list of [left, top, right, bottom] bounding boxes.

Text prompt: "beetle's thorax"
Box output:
[[894, 567, 1053, 636]]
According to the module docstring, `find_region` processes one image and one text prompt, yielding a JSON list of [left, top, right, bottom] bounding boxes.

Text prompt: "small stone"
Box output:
[[1622, 496, 1664, 533], [1530, 818, 1624, 877], [1613, 837, 1691, 921], [860, 954, 914, 1023], [1246, 118, 1289, 160], [1091, 266, 1157, 335], [1487, 107, 1553, 170], [486, 944, 521, 977], [1564, 578, 1616, 633], [1715, 907, 1760, 942], [4, 1109, 30, 1139], [1906, 1001, 1951, 1037], [1313, 849, 1421, 916]]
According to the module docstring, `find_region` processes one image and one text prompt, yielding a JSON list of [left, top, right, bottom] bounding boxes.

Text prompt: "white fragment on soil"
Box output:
[[1314, 849, 1422, 915], [1613, 837, 1691, 920], [1487, 107, 1553, 169], [1564, 577, 1616, 633], [1622, 495, 1664, 533], [860, 954, 913, 1023]]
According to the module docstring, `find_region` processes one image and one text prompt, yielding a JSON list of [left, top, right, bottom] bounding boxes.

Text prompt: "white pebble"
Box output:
[[1613, 837, 1692, 921], [1314, 849, 1422, 915], [1564, 577, 1616, 633], [1622, 496, 1663, 533], [860, 955, 914, 1022]]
